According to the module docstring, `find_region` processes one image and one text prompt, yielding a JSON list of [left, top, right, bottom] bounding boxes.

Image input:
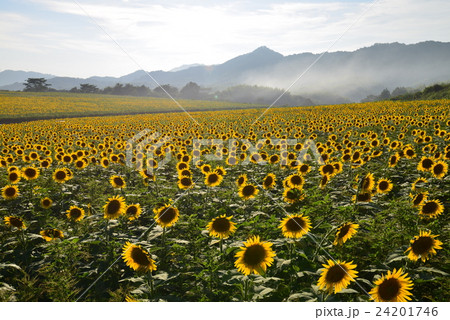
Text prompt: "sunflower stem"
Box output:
[[219, 238, 223, 255], [162, 227, 166, 246], [147, 272, 154, 298]]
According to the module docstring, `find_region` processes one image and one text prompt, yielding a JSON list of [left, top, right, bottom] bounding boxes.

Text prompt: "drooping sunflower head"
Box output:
[[110, 175, 126, 189], [369, 268, 413, 302], [66, 206, 85, 222], [238, 183, 259, 200], [103, 195, 126, 219], [40, 228, 64, 241], [22, 167, 40, 180], [122, 241, 157, 273], [4, 216, 26, 230], [361, 172, 375, 192], [206, 214, 237, 239], [317, 260, 358, 294], [205, 172, 223, 187], [234, 236, 276, 275], [333, 222, 359, 245], [236, 174, 248, 187], [40, 197, 53, 209], [352, 192, 372, 203], [319, 174, 329, 189], [419, 199, 444, 219], [388, 153, 399, 167], [410, 192, 428, 207], [376, 178, 393, 194], [2, 185, 19, 200], [125, 204, 142, 221], [262, 173, 276, 189], [279, 214, 311, 239], [431, 160, 448, 179], [283, 187, 305, 204], [154, 204, 180, 228], [405, 230, 443, 262], [411, 177, 427, 191]]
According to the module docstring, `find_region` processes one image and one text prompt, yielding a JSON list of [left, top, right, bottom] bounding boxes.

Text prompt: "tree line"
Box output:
[[21, 78, 313, 106]]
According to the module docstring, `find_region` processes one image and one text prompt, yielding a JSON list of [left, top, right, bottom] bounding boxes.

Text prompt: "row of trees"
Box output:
[[21, 78, 313, 106]]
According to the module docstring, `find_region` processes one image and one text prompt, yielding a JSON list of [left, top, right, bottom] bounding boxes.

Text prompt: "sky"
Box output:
[[1, 0, 449, 78]]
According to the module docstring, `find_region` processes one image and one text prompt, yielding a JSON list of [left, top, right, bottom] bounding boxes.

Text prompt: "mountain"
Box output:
[[1, 41, 449, 103]]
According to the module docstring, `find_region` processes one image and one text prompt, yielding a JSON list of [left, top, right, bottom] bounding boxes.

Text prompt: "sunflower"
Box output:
[[154, 204, 179, 228], [178, 176, 194, 190], [369, 268, 413, 302], [207, 214, 237, 239], [66, 206, 85, 222], [4, 216, 26, 230], [236, 174, 247, 187], [319, 164, 335, 176], [40, 197, 53, 209], [431, 160, 448, 179], [122, 241, 157, 273], [419, 199, 444, 219], [388, 153, 399, 167], [405, 230, 443, 262], [285, 174, 304, 188], [1, 185, 19, 200], [319, 175, 329, 189], [22, 167, 40, 180], [214, 166, 227, 176], [376, 178, 393, 194], [40, 228, 64, 241], [283, 187, 305, 204], [317, 260, 358, 294], [238, 183, 259, 200], [361, 173, 375, 192], [412, 191, 428, 207], [7, 171, 21, 184], [103, 195, 126, 219], [262, 173, 276, 189], [298, 163, 310, 174], [411, 177, 427, 191], [279, 214, 311, 239], [200, 164, 212, 174], [333, 222, 359, 245], [417, 157, 434, 172], [234, 236, 276, 275], [205, 172, 223, 187], [110, 175, 126, 189], [352, 192, 371, 203], [52, 168, 70, 183], [125, 204, 142, 221]]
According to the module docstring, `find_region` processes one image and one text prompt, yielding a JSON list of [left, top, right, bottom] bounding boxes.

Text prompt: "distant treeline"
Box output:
[[361, 82, 450, 102], [22, 78, 313, 106]]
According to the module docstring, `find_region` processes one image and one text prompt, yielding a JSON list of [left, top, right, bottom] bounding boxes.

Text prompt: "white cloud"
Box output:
[[2, 0, 449, 77]]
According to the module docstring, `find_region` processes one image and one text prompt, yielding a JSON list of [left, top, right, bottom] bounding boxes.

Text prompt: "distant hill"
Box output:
[[1, 41, 449, 103], [392, 83, 450, 101]]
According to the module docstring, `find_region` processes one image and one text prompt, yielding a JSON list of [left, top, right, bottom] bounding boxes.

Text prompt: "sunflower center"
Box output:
[[264, 176, 273, 186], [290, 175, 303, 185], [180, 177, 192, 186], [212, 218, 231, 232], [127, 206, 138, 216], [24, 168, 37, 178], [10, 217, 23, 228], [285, 217, 306, 232], [322, 165, 334, 175], [42, 199, 51, 207], [378, 278, 400, 301], [411, 236, 433, 255], [422, 159, 433, 169], [325, 264, 347, 283], [130, 247, 151, 266], [9, 172, 19, 181], [421, 202, 437, 214], [379, 181, 389, 190], [208, 174, 219, 183], [433, 164, 443, 175], [299, 165, 308, 172], [390, 156, 397, 165], [243, 244, 266, 266], [242, 185, 256, 196], [159, 207, 177, 224], [70, 208, 82, 219], [107, 200, 121, 214], [338, 224, 351, 238], [5, 187, 16, 197], [114, 177, 124, 186], [55, 170, 67, 180], [357, 193, 371, 201], [238, 177, 245, 185]]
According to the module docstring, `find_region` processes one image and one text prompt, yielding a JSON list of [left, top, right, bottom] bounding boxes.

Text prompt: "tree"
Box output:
[[180, 82, 201, 100], [23, 78, 51, 92], [79, 83, 99, 94], [153, 84, 178, 98], [378, 88, 391, 100]]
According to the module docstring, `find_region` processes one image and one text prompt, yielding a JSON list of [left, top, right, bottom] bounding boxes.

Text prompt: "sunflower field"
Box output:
[[0, 98, 448, 302]]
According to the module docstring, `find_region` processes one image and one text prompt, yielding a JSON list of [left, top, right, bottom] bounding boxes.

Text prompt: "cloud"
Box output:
[[3, 0, 450, 77]]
